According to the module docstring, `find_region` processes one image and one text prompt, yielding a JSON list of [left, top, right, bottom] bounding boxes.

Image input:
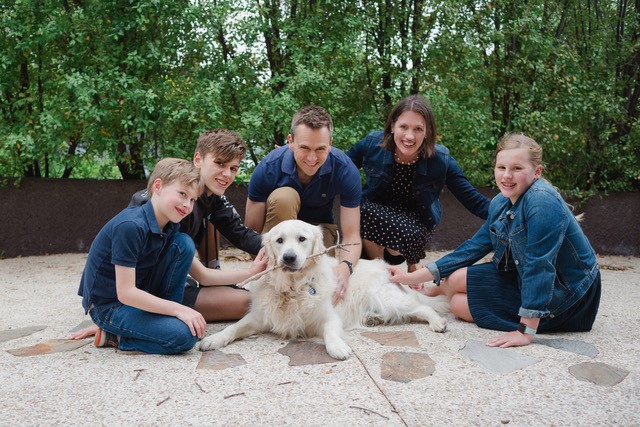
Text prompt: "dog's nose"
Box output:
[[282, 252, 297, 266]]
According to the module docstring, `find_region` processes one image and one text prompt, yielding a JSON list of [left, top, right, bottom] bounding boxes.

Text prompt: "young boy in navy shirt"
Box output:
[[77, 158, 267, 354]]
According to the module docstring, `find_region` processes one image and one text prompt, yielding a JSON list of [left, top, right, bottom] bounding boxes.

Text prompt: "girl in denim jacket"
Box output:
[[387, 133, 601, 347]]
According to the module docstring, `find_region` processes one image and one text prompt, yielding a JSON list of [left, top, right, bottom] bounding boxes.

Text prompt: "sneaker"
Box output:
[[94, 328, 119, 348]]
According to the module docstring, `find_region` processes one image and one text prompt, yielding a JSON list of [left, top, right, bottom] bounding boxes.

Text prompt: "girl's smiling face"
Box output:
[[494, 147, 542, 204]]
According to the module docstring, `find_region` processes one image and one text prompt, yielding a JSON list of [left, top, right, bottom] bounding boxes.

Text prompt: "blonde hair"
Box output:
[[147, 158, 204, 196], [495, 133, 543, 170], [496, 133, 581, 216], [195, 129, 246, 164]]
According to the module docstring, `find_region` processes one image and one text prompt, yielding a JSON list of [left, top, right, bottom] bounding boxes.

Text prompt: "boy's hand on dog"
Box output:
[[250, 247, 269, 275]]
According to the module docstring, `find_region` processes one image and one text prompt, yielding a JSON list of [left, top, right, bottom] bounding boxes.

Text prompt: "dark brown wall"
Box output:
[[1, 178, 638, 258]]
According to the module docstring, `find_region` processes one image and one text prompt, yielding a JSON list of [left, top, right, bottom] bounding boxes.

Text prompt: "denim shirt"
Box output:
[[427, 179, 600, 319], [347, 131, 489, 229]]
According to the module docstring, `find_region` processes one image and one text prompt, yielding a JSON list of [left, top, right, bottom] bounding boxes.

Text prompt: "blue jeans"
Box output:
[[90, 233, 198, 354]]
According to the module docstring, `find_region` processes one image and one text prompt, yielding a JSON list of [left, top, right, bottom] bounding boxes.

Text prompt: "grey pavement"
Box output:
[[0, 252, 638, 426]]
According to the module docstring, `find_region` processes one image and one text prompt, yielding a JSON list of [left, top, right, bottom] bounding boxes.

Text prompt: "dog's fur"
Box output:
[[197, 220, 448, 359]]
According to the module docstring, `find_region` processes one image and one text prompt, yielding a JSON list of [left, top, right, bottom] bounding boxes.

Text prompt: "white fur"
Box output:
[[197, 220, 448, 360]]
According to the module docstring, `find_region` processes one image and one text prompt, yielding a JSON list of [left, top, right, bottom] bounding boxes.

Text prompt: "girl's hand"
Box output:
[[386, 265, 423, 286], [486, 331, 533, 348], [251, 247, 269, 275]]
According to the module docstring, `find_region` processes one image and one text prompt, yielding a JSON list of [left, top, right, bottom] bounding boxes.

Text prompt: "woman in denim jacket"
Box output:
[[387, 133, 601, 347], [347, 94, 490, 274]]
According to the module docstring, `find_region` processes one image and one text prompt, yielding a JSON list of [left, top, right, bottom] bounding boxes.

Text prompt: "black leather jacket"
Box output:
[[129, 189, 262, 257]]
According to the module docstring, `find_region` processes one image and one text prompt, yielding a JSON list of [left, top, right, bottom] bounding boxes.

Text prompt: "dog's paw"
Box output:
[[325, 339, 352, 360], [428, 316, 447, 333], [196, 334, 226, 352]]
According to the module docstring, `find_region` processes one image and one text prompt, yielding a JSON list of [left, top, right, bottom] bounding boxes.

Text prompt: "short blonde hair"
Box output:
[[147, 158, 204, 196]]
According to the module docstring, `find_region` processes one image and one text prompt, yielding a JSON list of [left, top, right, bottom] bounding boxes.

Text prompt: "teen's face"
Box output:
[[392, 111, 426, 159], [194, 152, 240, 196], [153, 179, 200, 227], [287, 124, 332, 182], [494, 148, 542, 204]]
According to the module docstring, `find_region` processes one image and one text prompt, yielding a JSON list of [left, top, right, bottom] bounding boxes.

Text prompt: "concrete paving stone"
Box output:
[[380, 351, 435, 383], [196, 349, 247, 370], [6, 338, 90, 356], [361, 330, 420, 347], [534, 336, 599, 357], [568, 361, 630, 386], [0, 325, 47, 343], [458, 340, 541, 374], [277, 340, 340, 366]]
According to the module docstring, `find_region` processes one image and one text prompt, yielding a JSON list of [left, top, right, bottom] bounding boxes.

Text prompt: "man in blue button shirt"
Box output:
[[245, 105, 362, 304]]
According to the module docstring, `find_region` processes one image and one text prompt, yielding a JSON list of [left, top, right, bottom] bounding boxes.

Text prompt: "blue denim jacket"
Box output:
[[427, 179, 600, 319], [347, 131, 490, 229]]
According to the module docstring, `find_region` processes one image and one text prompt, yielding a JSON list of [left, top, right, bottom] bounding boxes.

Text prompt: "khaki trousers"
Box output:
[[264, 187, 339, 251]]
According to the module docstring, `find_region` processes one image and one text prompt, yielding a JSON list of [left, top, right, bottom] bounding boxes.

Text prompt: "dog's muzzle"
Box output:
[[280, 250, 305, 271]]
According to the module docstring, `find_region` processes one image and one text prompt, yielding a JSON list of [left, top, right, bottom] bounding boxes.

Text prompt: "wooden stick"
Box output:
[[236, 242, 360, 288]]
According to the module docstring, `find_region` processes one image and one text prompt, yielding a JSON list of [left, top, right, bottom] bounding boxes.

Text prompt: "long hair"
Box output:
[[381, 94, 438, 158]]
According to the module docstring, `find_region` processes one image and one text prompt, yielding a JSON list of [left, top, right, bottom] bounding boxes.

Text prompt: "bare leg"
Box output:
[[451, 293, 473, 322], [194, 286, 251, 322], [362, 239, 384, 260], [422, 267, 468, 297]]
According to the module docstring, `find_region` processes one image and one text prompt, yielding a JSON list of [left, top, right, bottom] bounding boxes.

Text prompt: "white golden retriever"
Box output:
[[197, 220, 448, 360]]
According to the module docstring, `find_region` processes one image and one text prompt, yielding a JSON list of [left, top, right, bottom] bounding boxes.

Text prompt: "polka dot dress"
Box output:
[[360, 162, 433, 264]]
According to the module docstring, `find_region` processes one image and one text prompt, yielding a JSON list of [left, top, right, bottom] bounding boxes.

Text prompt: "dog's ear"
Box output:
[[311, 224, 326, 259], [261, 231, 278, 268]]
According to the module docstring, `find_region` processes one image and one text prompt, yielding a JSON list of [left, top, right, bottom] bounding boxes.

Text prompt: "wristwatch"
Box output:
[[517, 322, 537, 335], [341, 260, 353, 275]]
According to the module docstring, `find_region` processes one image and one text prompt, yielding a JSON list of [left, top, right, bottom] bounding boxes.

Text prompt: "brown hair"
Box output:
[[290, 105, 334, 139], [195, 129, 246, 164], [495, 133, 543, 170], [147, 158, 204, 196], [381, 94, 438, 158]]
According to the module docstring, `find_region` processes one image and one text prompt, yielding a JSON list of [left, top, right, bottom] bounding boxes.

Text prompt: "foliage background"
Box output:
[[1, 0, 638, 194]]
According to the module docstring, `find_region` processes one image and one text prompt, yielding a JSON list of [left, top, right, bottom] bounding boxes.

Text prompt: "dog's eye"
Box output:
[[298, 236, 306, 242], [276, 237, 283, 244]]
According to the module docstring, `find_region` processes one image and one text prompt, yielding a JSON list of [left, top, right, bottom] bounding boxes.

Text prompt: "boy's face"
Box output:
[[194, 152, 241, 196], [152, 179, 200, 226]]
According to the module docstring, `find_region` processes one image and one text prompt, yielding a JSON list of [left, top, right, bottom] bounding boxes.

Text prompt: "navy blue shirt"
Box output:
[[248, 145, 362, 224], [77, 202, 180, 313]]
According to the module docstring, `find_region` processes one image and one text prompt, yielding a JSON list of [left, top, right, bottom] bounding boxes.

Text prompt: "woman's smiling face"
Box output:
[[392, 111, 426, 160]]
